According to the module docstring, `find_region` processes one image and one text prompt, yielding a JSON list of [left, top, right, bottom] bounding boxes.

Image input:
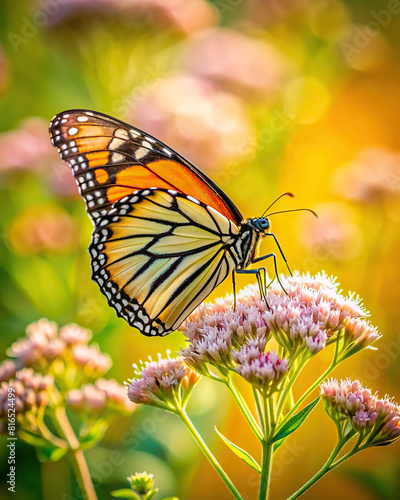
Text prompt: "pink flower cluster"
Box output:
[[181, 298, 269, 374], [180, 272, 379, 384], [67, 379, 135, 414], [127, 355, 200, 409], [0, 368, 53, 423], [233, 341, 288, 396], [264, 272, 377, 354], [9, 318, 111, 376], [321, 379, 400, 445]]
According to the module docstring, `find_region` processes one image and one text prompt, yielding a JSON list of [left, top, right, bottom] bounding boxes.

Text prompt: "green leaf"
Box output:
[[273, 396, 321, 443], [273, 437, 285, 452], [110, 489, 141, 499], [36, 444, 68, 462], [78, 420, 108, 450], [215, 427, 261, 473]]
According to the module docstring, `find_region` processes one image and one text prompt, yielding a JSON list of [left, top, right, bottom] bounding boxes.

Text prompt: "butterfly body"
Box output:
[[49, 109, 276, 336]]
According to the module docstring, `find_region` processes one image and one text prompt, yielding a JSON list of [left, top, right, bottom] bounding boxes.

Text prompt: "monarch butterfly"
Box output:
[[49, 109, 295, 337]]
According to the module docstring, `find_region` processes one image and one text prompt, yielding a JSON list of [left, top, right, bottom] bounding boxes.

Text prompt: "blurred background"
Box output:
[[1, 0, 400, 498]]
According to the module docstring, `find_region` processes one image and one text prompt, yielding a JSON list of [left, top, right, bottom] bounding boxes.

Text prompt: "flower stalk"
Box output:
[[52, 405, 97, 500]]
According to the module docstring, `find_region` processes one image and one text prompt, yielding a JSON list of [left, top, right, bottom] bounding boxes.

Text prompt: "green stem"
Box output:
[[278, 359, 337, 431], [258, 439, 273, 500], [287, 432, 356, 500], [226, 378, 263, 441], [177, 408, 243, 500], [258, 397, 275, 500], [275, 357, 307, 421], [53, 406, 97, 500], [253, 388, 265, 435]]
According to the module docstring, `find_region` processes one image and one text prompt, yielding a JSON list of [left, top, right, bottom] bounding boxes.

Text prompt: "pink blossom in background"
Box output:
[[10, 206, 79, 255], [333, 147, 400, 203], [0, 117, 54, 171], [49, 0, 217, 34], [131, 74, 254, 171], [299, 202, 364, 261], [245, 0, 310, 26], [182, 28, 289, 100], [0, 116, 77, 196]]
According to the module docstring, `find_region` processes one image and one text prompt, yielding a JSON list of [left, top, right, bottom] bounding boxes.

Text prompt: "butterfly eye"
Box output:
[[257, 219, 269, 230]]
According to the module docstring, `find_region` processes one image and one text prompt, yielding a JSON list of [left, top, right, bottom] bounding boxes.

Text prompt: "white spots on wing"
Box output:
[[109, 137, 125, 151], [142, 140, 152, 149], [130, 196, 138, 203], [98, 198, 105, 205], [77, 115, 88, 122], [168, 190, 177, 195], [61, 144, 67, 150], [88, 201, 95, 208], [95, 191, 102, 197], [135, 147, 148, 160], [68, 127, 78, 136], [162, 147, 172, 156], [187, 196, 200, 205], [141, 190, 150, 196], [88, 180, 95, 187], [85, 111, 94, 116], [130, 129, 140, 138], [114, 128, 130, 140], [111, 152, 125, 163]]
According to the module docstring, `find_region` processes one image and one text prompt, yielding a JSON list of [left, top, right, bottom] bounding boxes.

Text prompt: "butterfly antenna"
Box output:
[[261, 192, 294, 218], [267, 208, 318, 218]]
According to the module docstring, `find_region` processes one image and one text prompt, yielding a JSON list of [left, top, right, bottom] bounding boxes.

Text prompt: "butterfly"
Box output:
[[49, 109, 292, 337]]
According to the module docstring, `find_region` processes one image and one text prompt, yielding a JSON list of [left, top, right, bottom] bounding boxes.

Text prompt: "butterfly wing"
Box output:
[[90, 189, 239, 336], [49, 109, 243, 225]]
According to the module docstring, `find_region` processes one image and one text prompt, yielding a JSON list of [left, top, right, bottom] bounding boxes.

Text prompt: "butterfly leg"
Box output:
[[263, 233, 292, 276], [236, 268, 270, 309], [252, 253, 288, 295]]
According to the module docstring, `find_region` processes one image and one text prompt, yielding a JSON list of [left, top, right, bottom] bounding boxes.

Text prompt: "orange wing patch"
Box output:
[[49, 109, 243, 227], [148, 160, 236, 221]]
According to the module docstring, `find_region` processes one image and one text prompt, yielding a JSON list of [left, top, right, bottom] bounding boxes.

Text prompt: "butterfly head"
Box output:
[[248, 217, 271, 235]]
